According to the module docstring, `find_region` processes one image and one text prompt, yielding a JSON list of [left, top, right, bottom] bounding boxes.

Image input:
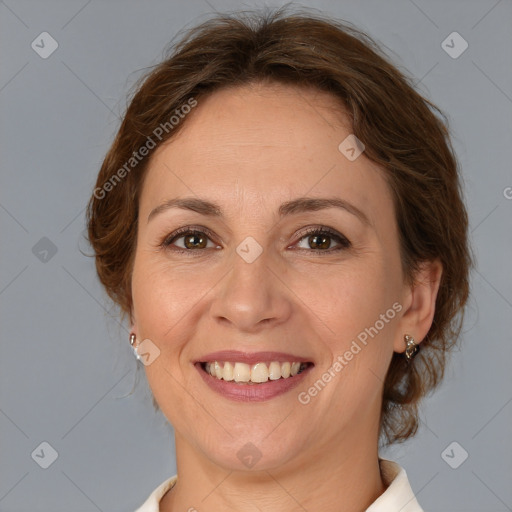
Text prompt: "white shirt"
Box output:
[[135, 458, 424, 511]]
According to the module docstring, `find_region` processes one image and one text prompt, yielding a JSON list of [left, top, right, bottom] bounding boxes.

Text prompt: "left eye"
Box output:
[[294, 228, 351, 252]]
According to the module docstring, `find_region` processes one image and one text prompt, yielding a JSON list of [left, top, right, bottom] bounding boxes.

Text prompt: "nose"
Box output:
[[209, 246, 293, 333]]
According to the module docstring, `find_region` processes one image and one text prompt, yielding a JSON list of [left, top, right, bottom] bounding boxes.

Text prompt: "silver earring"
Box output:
[[404, 334, 419, 363], [130, 333, 141, 361]]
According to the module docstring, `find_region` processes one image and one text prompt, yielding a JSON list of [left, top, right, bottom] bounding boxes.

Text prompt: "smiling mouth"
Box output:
[[199, 361, 313, 384]]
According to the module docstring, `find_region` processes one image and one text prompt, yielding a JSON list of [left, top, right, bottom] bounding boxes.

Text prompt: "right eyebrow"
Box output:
[[148, 197, 222, 223]]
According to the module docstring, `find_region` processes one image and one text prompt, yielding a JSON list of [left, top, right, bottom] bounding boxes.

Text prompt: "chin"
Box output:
[[202, 430, 305, 473]]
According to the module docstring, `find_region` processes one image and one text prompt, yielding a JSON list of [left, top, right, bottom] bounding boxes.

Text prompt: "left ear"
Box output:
[[394, 258, 443, 353]]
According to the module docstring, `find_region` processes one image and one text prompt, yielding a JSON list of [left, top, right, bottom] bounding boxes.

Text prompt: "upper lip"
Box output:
[[195, 350, 314, 365]]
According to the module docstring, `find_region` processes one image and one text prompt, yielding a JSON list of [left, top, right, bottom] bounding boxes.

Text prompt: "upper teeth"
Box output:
[[204, 361, 307, 383]]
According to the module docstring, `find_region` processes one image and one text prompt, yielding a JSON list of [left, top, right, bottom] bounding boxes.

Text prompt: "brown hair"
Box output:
[[86, 6, 473, 446]]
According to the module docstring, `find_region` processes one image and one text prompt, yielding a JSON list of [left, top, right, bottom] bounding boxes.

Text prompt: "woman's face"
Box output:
[[131, 82, 411, 471]]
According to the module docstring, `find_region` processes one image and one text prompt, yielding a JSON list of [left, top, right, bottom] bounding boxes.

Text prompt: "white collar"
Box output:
[[366, 459, 424, 511]]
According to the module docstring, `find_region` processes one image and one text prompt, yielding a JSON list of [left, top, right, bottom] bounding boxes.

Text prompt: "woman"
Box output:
[[87, 7, 472, 511]]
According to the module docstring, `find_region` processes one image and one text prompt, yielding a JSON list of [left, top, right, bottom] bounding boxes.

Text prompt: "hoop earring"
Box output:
[[404, 334, 419, 363]]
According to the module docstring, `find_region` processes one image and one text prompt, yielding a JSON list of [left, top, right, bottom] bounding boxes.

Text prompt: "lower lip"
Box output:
[[195, 363, 313, 402]]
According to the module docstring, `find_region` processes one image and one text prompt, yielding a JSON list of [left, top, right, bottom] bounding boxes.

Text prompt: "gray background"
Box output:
[[1, 0, 511, 511]]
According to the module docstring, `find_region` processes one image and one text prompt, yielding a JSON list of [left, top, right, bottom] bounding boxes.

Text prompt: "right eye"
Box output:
[[161, 226, 220, 252]]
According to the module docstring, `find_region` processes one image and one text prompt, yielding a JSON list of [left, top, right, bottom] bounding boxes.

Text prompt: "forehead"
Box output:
[[165, 82, 352, 160], [140, 82, 392, 227]]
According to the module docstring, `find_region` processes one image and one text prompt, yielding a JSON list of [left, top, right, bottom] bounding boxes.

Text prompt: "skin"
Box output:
[[130, 82, 442, 512]]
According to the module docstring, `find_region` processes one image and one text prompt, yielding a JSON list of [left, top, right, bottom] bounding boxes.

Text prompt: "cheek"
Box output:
[[132, 253, 173, 334], [318, 266, 398, 387], [307, 260, 400, 403], [299, 258, 397, 345], [131, 253, 213, 345]]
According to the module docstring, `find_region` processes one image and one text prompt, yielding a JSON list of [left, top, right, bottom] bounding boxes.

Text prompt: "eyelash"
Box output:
[[160, 225, 351, 255]]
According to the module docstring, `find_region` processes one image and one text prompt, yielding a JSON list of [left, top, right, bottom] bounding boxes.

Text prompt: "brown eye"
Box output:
[[182, 232, 208, 249], [295, 228, 351, 252], [162, 228, 218, 251], [307, 233, 331, 250]]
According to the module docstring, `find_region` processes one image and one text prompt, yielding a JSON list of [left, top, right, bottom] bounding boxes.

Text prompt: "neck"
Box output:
[[160, 415, 386, 511]]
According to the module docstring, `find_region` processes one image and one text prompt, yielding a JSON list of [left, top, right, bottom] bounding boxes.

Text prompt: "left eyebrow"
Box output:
[[147, 196, 372, 227], [278, 196, 371, 227]]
